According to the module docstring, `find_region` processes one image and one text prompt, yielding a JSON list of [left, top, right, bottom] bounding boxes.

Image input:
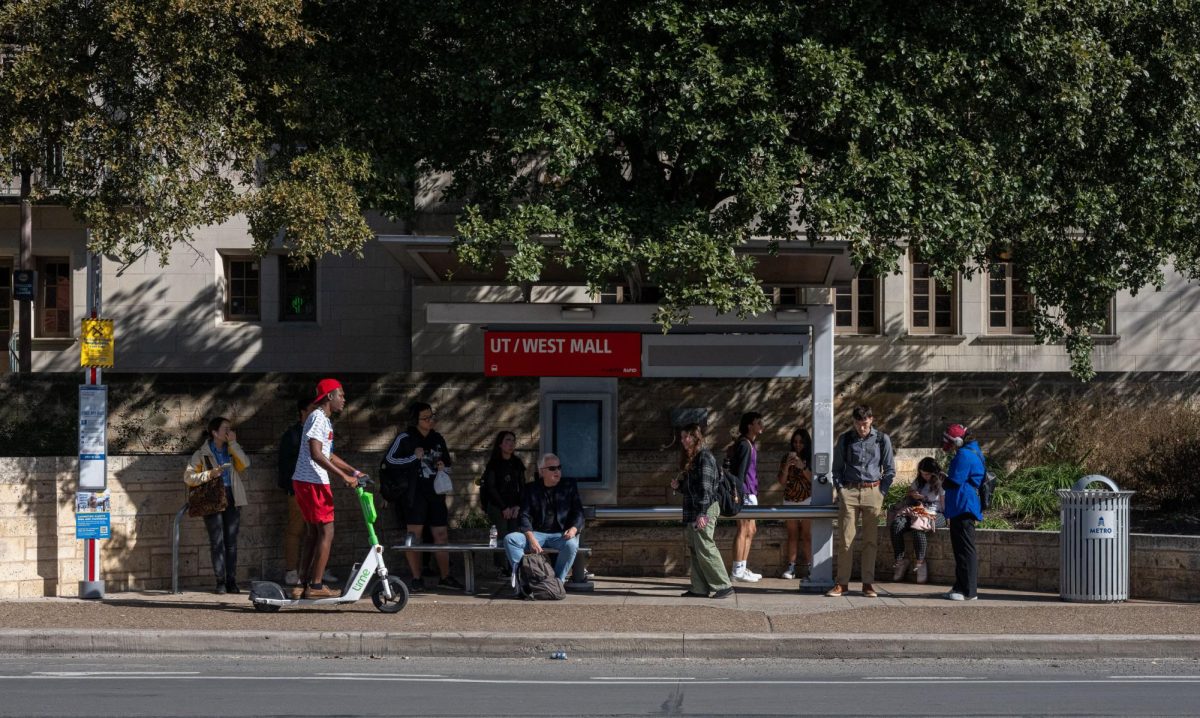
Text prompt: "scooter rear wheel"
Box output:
[[372, 576, 409, 613]]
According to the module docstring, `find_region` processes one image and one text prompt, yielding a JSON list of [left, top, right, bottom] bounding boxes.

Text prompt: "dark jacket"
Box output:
[[518, 477, 585, 534], [727, 438, 754, 495], [682, 449, 720, 523], [481, 456, 526, 510], [944, 440, 985, 521], [382, 426, 452, 500], [277, 422, 303, 493]]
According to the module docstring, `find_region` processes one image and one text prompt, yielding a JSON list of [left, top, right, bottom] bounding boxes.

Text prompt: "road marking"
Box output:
[[1, 676, 1199, 686], [34, 671, 199, 677], [864, 676, 971, 681], [592, 676, 695, 681], [1109, 675, 1200, 679], [317, 673, 443, 678]]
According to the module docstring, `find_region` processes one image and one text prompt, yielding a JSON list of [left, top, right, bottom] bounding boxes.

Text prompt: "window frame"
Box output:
[[222, 255, 262, 322], [908, 253, 958, 335], [986, 260, 1034, 335], [833, 272, 881, 335], [35, 256, 72, 338], [278, 257, 317, 322]]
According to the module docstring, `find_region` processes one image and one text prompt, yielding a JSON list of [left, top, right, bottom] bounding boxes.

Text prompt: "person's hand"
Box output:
[[563, 527, 578, 540], [227, 429, 237, 444], [694, 515, 708, 530], [414, 447, 424, 460], [344, 470, 360, 488], [528, 536, 543, 554], [670, 477, 680, 491], [787, 452, 800, 468], [208, 467, 223, 480]]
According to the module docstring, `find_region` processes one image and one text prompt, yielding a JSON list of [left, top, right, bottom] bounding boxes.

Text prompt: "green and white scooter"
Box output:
[[249, 478, 409, 613]]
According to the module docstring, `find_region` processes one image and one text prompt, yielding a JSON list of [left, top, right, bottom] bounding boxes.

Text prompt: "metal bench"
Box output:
[[388, 543, 593, 595]]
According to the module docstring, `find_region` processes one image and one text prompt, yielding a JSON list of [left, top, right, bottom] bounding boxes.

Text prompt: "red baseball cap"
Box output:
[[942, 423, 968, 450], [313, 378, 343, 405]]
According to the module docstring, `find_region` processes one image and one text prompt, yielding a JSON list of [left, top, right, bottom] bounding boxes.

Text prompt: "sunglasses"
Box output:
[[419, 413, 436, 421], [543, 465, 563, 472]]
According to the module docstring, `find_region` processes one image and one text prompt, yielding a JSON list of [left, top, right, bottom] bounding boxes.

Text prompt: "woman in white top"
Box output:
[[890, 456, 944, 584]]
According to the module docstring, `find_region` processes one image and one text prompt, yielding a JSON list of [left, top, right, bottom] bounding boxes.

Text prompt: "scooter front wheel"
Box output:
[[372, 576, 409, 614]]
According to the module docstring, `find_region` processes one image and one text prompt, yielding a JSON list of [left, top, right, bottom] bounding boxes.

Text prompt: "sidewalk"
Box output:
[[1, 575, 1197, 660]]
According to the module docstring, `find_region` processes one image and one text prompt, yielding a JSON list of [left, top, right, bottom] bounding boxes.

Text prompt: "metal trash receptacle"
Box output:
[[1058, 475, 1134, 603]]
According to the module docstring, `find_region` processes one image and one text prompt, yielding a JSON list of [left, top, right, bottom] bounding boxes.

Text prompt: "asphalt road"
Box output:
[[0, 656, 1197, 717]]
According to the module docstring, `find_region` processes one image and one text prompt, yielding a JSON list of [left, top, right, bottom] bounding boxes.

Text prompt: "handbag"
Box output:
[[433, 468, 453, 495], [187, 455, 228, 517]]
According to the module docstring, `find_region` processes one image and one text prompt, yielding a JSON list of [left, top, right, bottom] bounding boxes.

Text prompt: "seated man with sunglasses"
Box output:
[[504, 453, 585, 583]]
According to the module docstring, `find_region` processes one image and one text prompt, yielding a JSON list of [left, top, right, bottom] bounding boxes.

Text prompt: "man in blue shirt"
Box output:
[[942, 423, 986, 600], [827, 405, 895, 598]]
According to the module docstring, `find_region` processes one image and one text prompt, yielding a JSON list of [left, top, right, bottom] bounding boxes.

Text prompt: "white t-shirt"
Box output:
[[293, 410, 333, 485]]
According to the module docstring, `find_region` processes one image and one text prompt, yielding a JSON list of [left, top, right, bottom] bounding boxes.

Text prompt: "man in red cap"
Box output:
[[291, 378, 365, 599], [941, 423, 986, 601]]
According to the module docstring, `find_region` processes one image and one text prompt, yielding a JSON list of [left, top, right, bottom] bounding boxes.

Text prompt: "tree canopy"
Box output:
[[4, 0, 1200, 379]]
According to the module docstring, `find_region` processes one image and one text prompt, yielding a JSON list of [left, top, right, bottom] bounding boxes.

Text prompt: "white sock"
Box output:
[[734, 560, 746, 573]]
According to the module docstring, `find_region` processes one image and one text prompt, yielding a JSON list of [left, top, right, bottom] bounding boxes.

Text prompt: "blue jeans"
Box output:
[[504, 531, 578, 581]]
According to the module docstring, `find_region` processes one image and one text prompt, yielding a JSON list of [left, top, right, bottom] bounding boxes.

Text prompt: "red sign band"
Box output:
[[484, 331, 642, 377]]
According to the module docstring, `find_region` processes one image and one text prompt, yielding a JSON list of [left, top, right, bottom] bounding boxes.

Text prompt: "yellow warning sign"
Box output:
[[80, 318, 114, 367]]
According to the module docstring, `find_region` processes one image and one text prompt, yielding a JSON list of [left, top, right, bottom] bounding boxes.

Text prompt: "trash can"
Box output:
[[1058, 475, 1134, 603]]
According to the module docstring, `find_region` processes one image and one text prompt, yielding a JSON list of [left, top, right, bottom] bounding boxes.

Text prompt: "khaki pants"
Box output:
[[685, 503, 731, 593], [284, 494, 306, 571], [835, 485, 884, 585]]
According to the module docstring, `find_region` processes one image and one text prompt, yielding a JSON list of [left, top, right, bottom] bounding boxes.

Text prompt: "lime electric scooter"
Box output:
[[249, 478, 409, 613]]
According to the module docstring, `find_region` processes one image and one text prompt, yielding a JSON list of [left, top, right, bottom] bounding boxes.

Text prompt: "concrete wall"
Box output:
[[411, 268, 1200, 375], [0, 210, 412, 373], [2, 456, 1195, 602]]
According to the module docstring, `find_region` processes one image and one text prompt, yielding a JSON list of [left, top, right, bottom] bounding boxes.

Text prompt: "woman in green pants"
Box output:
[[671, 423, 734, 599]]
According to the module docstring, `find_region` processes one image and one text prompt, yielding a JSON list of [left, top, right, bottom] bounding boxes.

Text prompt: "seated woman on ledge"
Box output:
[[890, 456, 944, 584]]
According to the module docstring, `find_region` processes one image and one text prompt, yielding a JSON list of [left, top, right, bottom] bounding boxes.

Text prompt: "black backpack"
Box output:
[[964, 446, 997, 511], [716, 468, 743, 518], [516, 553, 566, 600], [377, 436, 410, 504]]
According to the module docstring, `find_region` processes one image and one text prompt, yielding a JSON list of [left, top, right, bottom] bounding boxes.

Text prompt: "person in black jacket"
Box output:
[[671, 423, 734, 599], [503, 453, 584, 582], [277, 397, 312, 587], [381, 402, 463, 592], [480, 430, 526, 576]]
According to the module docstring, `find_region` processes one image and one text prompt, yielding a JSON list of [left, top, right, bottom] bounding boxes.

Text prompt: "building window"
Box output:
[[0, 258, 11, 351], [223, 256, 260, 321], [36, 257, 71, 337], [834, 270, 880, 334], [987, 260, 1033, 334], [764, 286, 804, 306], [910, 256, 957, 334], [279, 259, 316, 322]]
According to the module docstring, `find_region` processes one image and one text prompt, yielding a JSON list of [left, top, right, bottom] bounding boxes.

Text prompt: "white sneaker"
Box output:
[[946, 591, 976, 601], [892, 558, 910, 582], [781, 564, 797, 580], [322, 569, 339, 584], [743, 568, 762, 581], [284, 570, 300, 586], [731, 569, 761, 583]]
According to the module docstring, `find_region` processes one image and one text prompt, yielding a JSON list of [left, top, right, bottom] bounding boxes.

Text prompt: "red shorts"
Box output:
[[293, 480, 335, 524]]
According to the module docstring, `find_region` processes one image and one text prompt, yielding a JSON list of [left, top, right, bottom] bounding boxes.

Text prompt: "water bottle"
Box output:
[[488, 525, 498, 548]]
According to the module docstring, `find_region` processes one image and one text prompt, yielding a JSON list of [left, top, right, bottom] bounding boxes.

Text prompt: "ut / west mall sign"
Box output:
[[484, 331, 641, 377]]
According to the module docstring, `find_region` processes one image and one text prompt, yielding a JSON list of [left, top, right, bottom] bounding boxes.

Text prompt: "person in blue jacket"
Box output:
[[941, 423, 985, 601]]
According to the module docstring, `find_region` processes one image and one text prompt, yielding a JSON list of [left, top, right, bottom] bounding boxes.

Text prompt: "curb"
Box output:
[[3, 630, 1198, 660]]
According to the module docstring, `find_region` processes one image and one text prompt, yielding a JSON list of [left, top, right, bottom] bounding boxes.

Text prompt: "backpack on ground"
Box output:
[[516, 553, 566, 601]]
